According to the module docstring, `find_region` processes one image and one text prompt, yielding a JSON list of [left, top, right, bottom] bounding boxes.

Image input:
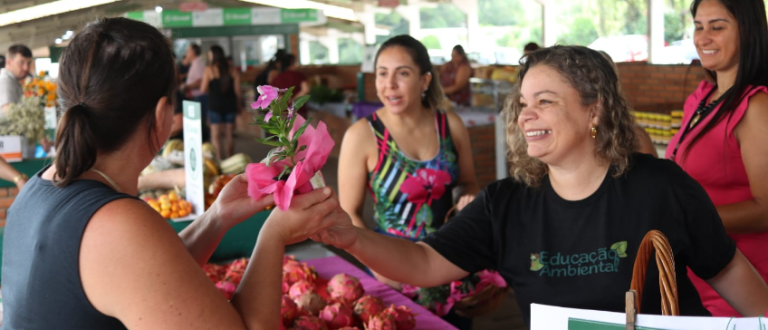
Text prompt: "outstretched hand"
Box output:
[[308, 204, 358, 250], [210, 174, 275, 230], [262, 187, 349, 246]]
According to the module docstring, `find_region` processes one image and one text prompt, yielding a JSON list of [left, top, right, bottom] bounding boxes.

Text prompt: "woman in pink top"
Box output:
[[666, 0, 768, 317]]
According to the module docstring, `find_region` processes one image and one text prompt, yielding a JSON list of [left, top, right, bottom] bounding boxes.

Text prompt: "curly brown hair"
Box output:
[[504, 45, 637, 187]]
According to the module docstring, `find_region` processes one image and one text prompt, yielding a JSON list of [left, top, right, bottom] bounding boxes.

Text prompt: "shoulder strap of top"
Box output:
[[435, 110, 452, 141], [366, 112, 388, 140]]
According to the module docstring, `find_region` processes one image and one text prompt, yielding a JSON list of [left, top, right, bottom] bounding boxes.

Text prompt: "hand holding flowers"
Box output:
[[246, 85, 335, 211]]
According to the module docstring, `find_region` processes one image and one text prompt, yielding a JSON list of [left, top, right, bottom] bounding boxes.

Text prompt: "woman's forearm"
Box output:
[[178, 210, 229, 266], [349, 211, 368, 229], [717, 200, 768, 234], [346, 228, 446, 287], [232, 231, 284, 330], [0, 158, 22, 183], [707, 250, 768, 316]]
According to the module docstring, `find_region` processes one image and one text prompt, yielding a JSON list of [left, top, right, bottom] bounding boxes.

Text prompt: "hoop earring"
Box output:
[[590, 126, 597, 139]]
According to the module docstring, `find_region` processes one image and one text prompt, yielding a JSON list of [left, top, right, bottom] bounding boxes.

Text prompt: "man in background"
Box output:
[[180, 43, 207, 120], [0, 45, 32, 117]]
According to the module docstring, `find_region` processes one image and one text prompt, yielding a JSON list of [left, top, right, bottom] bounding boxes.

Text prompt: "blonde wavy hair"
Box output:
[[504, 45, 637, 187]]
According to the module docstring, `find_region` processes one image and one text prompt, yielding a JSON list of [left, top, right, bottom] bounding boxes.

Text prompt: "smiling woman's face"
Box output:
[[517, 65, 600, 165], [694, 0, 740, 73]]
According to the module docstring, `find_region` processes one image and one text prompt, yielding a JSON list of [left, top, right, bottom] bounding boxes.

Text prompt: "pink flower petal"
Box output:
[[264, 112, 273, 122]]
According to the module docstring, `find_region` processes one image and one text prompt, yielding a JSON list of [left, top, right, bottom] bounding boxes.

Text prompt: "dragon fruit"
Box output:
[[367, 313, 397, 330], [215, 281, 237, 300], [353, 295, 385, 324], [282, 295, 299, 326], [335, 327, 361, 330], [289, 280, 317, 300], [294, 291, 326, 315], [202, 263, 227, 283], [327, 274, 364, 302], [284, 260, 317, 286], [381, 305, 416, 330], [223, 258, 248, 284], [318, 302, 355, 329], [315, 277, 332, 302], [291, 315, 329, 330]]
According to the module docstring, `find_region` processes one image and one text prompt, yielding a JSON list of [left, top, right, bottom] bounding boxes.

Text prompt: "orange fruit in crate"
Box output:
[[144, 193, 194, 219]]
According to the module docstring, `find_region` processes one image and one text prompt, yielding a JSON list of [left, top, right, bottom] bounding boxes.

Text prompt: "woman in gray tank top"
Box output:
[[1, 17, 342, 330]]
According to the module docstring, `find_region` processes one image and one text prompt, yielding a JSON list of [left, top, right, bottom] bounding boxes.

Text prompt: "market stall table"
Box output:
[[304, 256, 458, 330]]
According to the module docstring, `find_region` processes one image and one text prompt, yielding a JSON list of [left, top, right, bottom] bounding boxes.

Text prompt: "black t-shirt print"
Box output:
[[422, 153, 736, 326]]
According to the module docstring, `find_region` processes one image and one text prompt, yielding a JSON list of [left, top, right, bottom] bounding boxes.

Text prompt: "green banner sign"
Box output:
[[126, 8, 324, 27], [162, 10, 193, 27], [223, 8, 252, 26], [280, 8, 318, 23], [126, 11, 144, 21]]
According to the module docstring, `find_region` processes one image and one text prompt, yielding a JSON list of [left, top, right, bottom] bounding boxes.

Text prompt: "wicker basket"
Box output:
[[625, 230, 679, 329], [444, 205, 510, 317]]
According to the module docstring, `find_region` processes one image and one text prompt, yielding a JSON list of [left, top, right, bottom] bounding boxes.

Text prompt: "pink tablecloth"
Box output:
[[304, 256, 458, 330]]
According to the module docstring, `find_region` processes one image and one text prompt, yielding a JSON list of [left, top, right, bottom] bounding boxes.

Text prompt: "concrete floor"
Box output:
[[232, 111, 528, 330]]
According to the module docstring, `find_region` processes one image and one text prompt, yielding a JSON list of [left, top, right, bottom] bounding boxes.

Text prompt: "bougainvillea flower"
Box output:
[[252, 85, 279, 109], [400, 168, 451, 204], [246, 114, 334, 210]]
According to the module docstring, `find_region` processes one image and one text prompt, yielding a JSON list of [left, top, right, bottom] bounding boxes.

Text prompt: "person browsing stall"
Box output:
[[665, 0, 768, 317], [180, 44, 207, 117], [271, 54, 310, 116], [0, 18, 343, 330], [440, 45, 472, 106], [201, 45, 240, 160], [318, 45, 768, 326], [0, 45, 32, 117]]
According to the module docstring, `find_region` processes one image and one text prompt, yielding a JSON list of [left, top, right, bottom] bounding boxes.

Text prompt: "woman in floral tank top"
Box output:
[[338, 35, 479, 328]]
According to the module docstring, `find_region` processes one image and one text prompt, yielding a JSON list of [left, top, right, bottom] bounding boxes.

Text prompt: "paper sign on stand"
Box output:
[[180, 100, 205, 222], [0, 136, 23, 162], [530, 304, 768, 330]]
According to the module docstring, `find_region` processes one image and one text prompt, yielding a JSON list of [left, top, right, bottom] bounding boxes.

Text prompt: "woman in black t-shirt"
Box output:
[[311, 45, 768, 325]]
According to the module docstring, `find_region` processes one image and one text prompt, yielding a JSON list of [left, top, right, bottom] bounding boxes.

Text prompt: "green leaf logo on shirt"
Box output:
[[530, 253, 544, 271], [610, 241, 628, 258]]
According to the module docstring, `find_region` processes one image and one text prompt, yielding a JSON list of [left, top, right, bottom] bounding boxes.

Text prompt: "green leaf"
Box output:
[[277, 165, 293, 181], [298, 145, 307, 152], [255, 137, 281, 147], [610, 241, 628, 258], [292, 95, 311, 111], [265, 149, 279, 166]]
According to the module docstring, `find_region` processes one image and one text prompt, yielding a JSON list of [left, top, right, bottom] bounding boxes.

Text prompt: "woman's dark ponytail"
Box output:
[[52, 17, 175, 188], [53, 104, 97, 187]]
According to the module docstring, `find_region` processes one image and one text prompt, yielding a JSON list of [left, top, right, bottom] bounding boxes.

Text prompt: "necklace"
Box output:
[[90, 169, 121, 193], [688, 87, 729, 129], [669, 86, 730, 161]]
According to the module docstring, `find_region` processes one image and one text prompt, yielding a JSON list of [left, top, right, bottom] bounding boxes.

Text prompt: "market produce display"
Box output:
[[203, 256, 417, 330], [139, 138, 255, 212], [142, 192, 193, 219]]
